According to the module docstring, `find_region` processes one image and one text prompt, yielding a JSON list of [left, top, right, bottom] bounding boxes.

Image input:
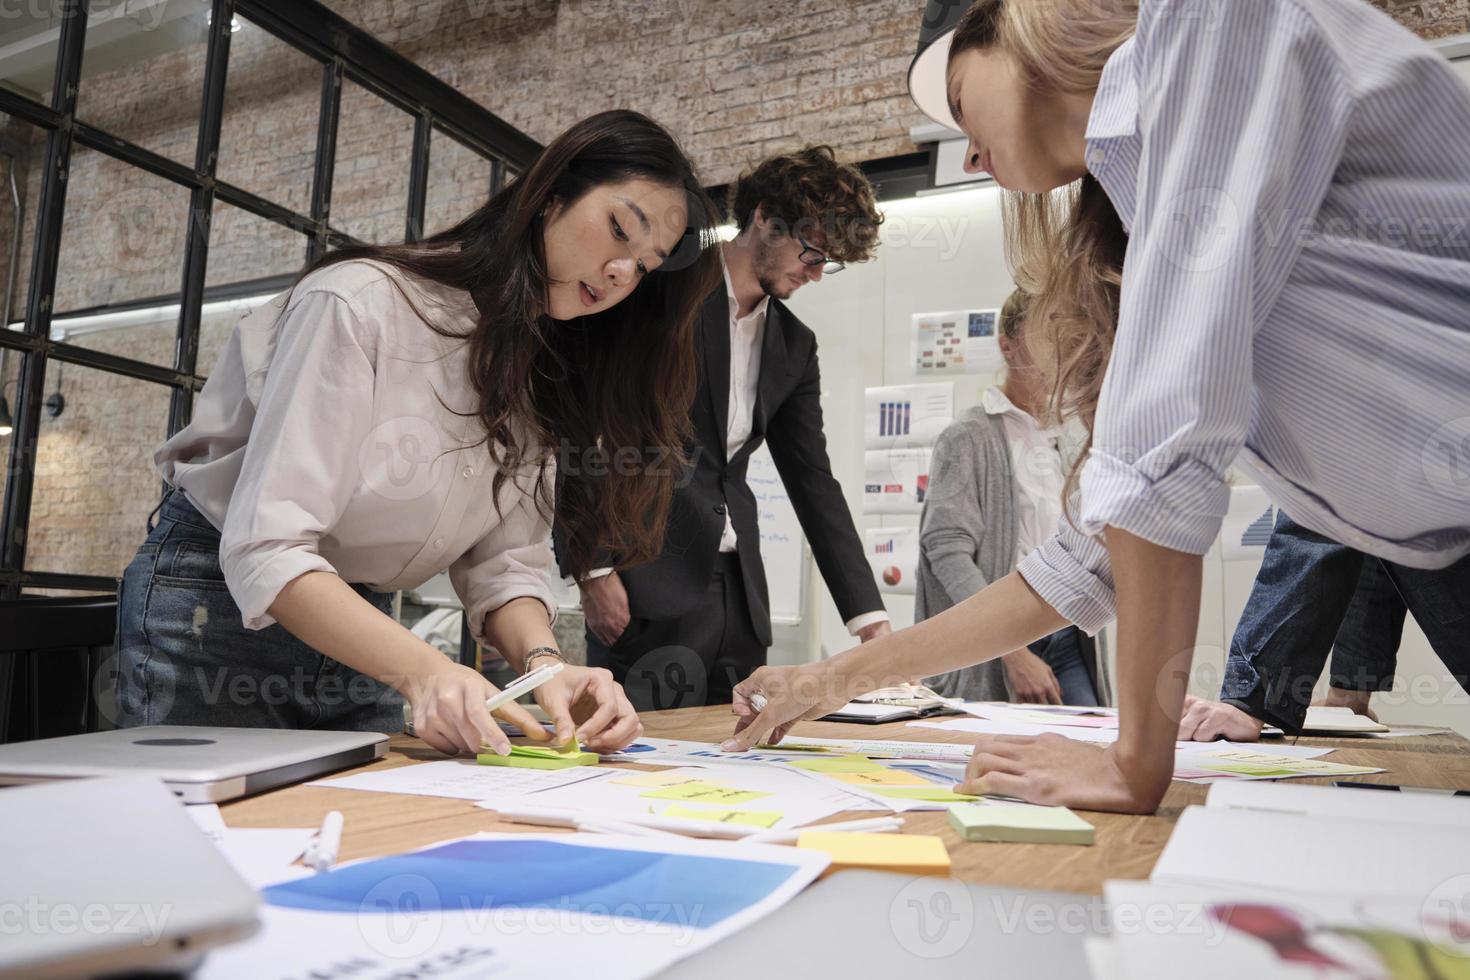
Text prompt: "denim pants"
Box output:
[[114, 490, 404, 732], [1028, 626, 1099, 707], [1222, 511, 1470, 732]]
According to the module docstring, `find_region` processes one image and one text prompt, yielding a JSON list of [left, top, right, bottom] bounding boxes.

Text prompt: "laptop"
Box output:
[[0, 725, 389, 802], [656, 869, 1103, 978], [0, 775, 260, 979]]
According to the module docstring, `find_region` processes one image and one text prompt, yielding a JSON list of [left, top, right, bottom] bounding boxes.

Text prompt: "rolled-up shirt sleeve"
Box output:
[[450, 484, 560, 649], [1079, 0, 1350, 555], [218, 289, 381, 629], [1018, 507, 1118, 636]]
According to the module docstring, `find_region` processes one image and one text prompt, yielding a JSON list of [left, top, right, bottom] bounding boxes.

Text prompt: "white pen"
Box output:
[[304, 810, 344, 871], [485, 661, 565, 714], [741, 815, 904, 846]]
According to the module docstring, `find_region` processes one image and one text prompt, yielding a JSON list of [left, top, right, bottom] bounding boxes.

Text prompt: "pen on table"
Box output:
[[741, 815, 904, 846], [304, 810, 344, 871]]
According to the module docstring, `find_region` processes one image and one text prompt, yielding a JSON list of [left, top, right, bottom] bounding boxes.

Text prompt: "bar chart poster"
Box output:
[[863, 383, 954, 450], [863, 448, 933, 515], [865, 526, 918, 595]]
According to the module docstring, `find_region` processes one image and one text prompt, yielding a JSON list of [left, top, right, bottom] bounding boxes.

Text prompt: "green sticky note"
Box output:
[[787, 754, 886, 774], [477, 743, 600, 769], [640, 782, 772, 805], [661, 806, 783, 828], [947, 803, 1095, 845], [870, 787, 979, 802]]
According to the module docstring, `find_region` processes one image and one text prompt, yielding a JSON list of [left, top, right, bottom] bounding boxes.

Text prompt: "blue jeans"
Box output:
[[1222, 511, 1469, 732], [114, 490, 404, 732], [1028, 626, 1099, 706]]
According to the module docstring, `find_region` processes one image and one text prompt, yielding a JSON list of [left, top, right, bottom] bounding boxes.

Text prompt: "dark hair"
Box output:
[[299, 110, 723, 580], [728, 145, 884, 263]]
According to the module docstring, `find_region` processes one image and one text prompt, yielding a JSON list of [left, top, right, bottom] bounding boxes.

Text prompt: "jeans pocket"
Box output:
[[161, 540, 229, 590]]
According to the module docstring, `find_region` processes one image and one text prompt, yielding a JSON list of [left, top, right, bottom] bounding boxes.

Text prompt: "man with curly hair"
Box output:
[[572, 146, 891, 710]]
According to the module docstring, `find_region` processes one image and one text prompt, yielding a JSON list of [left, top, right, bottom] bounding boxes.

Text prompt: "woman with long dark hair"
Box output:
[[116, 110, 723, 756], [723, 0, 1470, 813]]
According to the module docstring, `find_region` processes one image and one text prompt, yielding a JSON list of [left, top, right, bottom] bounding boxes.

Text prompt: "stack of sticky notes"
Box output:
[[477, 741, 600, 769], [947, 802, 1095, 845], [797, 832, 951, 877]]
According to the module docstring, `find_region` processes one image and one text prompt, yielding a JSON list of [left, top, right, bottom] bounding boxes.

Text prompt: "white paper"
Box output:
[[863, 383, 954, 450], [186, 804, 314, 888], [863, 449, 933, 515], [199, 832, 829, 980], [865, 525, 919, 594], [1152, 806, 1470, 902], [309, 759, 610, 800], [1105, 879, 1466, 980], [1207, 780, 1470, 827], [909, 715, 1335, 758], [912, 309, 1004, 375], [476, 761, 867, 830], [217, 829, 318, 889], [1301, 705, 1390, 734]]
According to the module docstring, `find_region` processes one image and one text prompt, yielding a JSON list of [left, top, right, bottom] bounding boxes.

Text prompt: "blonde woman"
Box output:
[[722, 0, 1470, 813]]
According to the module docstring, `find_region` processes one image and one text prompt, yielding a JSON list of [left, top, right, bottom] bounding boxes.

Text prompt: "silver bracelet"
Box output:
[[524, 647, 566, 672]]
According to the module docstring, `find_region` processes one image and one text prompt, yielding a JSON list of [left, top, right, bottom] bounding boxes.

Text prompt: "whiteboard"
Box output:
[[747, 444, 806, 624]]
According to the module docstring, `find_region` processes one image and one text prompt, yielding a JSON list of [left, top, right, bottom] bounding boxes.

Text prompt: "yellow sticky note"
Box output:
[[830, 769, 933, 787], [641, 782, 772, 805], [797, 832, 951, 877], [662, 806, 783, 829], [787, 754, 886, 774], [869, 787, 979, 802], [610, 770, 701, 788]]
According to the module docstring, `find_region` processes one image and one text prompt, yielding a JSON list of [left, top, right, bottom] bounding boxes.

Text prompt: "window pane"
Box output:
[[4, 111, 49, 330], [216, 16, 320, 214], [0, 347, 23, 529], [331, 79, 414, 245], [50, 144, 190, 367], [77, 0, 210, 168], [24, 360, 170, 578], [198, 201, 307, 377], [425, 128, 492, 238], [0, 2, 62, 108]]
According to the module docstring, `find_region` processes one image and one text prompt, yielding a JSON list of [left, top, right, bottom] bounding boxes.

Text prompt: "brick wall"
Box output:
[[3, 0, 1464, 586]]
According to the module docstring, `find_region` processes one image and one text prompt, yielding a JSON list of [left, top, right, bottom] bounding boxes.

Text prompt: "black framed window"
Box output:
[[0, 0, 539, 600]]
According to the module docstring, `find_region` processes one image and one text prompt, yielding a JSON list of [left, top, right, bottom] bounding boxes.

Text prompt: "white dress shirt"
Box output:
[[981, 387, 1065, 566], [155, 259, 559, 644], [719, 257, 770, 552], [1017, 0, 1470, 634]]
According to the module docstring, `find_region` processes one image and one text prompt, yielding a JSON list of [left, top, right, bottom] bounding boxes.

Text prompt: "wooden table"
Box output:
[[222, 706, 1470, 895]]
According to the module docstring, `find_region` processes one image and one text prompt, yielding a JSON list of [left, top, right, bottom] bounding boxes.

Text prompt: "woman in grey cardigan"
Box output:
[[918, 290, 1109, 705]]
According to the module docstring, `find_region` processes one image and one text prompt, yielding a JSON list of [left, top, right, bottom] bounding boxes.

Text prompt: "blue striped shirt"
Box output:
[[1017, 0, 1470, 634]]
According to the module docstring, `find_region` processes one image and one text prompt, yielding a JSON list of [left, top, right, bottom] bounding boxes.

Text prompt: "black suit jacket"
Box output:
[[562, 288, 884, 646]]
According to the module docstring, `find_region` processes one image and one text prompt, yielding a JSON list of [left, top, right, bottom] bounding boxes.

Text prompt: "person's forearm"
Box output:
[[268, 571, 444, 691], [835, 570, 1068, 694], [482, 597, 557, 673], [1107, 527, 1203, 804]]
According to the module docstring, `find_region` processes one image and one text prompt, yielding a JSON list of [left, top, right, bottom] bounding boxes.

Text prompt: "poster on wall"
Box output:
[[864, 448, 932, 515], [865, 526, 918, 595], [912, 309, 1004, 375], [863, 383, 954, 450], [1219, 484, 1277, 562]]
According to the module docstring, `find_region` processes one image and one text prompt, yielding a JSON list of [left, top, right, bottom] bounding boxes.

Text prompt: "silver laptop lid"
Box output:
[[0, 775, 260, 979], [0, 726, 387, 788], [657, 869, 1103, 978]]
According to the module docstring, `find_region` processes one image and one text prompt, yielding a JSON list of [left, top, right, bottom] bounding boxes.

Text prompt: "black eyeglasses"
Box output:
[[796, 233, 845, 275]]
